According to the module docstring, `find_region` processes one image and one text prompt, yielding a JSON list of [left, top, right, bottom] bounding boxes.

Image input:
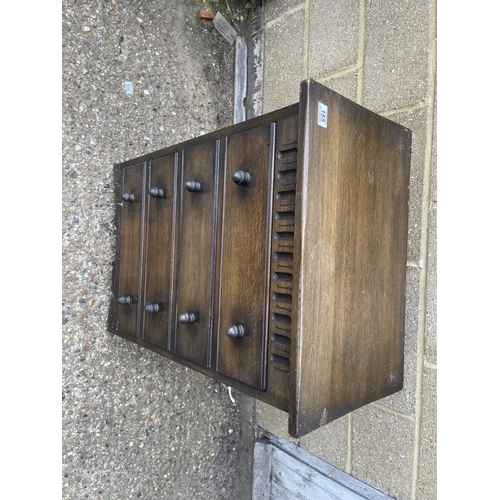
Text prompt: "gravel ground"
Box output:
[[62, 1, 253, 498]]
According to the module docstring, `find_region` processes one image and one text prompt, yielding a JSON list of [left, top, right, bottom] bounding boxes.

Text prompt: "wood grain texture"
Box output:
[[114, 104, 299, 170], [108, 81, 411, 437], [290, 79, 411, 437], [142, 154, 177, 350], [216, 124, 274, 389], [117, 163, 145, 336], [267, 113, 299, 404], [259, 434, 395, 500], [174, 142, 218, 366]]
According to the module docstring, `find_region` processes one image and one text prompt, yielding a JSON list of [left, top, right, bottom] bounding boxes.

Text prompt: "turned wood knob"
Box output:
[[226, 323, 245, 338], [232, 170, 251, 186], [149, 187, 165, 198], [179, 312, 198, 324], [145, 303, 161, 313], [121, 192, 135, 202], [185, 181, 202, 193], [118, 295, 132, 305]]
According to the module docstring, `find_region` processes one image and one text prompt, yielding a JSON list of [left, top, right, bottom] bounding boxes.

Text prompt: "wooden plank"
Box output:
[[290, 79, 411, 437], [217, 123, 275, 389], [271, 481, 302, 500], [260, 436, 395, 500], [234, 35, 247, 124], [252, 442, 273, 500], [212, 12, 237, 45], [271, 447, 366, 500]]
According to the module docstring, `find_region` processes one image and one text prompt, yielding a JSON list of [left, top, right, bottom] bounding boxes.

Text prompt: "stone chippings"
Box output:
[[62, 0, 251, 498]]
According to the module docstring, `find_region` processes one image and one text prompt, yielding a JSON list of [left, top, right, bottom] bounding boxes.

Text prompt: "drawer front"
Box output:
[[117, 163, 144, 336], [142, 154, 177, 350], [217, 124, 274, 389], [174, 141, 219, 366]]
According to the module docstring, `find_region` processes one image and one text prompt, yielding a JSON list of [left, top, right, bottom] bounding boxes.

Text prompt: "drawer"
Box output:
[[116, 162, 144, 337], [174, 141, 219, 366], [216, 124, 275, 390], [142, 154, 177, 350]]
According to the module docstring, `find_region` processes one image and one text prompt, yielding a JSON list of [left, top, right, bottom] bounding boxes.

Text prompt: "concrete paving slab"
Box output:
[[425, 205, 437, 364], [352, 406, 415, 499], [263, 9, 305, 112], [385, 107, 429, 262], [362, 0, 433, 112], [308, 0, 360, 78], [416, 367, 437, 499], [255, 400, 299, 443], [264, 0, 305, 23], [430, 88, 437, 203], [321, 71, 359, 103], [298, 414, 349, 470]]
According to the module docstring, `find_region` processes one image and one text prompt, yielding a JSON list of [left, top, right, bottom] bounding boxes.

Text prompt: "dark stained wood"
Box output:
[[289, 79, 411, 437], [216, 124, 275, 390], [117, 163, 145, 337], [174, 141, 219, 366], [111, 328, 289, 412], [108, 80, 411, 438], [266, 113, 299, 403], [142, 154, 177, 350], [115, 104, 299, 170]]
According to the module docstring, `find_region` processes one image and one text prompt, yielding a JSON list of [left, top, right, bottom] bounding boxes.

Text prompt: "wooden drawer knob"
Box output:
[[145, 302, 161, 313], [232, 170, 251, 186], [121, 192, 135, 202], [185, 180, 202, 193], [226, 323, 245, 338], [179, 312, 198, 324], [149, 187, 165, 198], [118, 295, 133, 305]]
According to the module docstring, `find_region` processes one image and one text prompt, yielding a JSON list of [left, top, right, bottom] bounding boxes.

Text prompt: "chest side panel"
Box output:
[[290, 80, 411, 437]]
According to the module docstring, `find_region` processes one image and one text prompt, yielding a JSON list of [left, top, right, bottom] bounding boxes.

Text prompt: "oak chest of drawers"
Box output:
[[108, 79, 411, 437]]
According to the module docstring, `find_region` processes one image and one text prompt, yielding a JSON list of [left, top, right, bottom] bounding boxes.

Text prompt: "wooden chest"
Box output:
[[108, 79, 411, 437]]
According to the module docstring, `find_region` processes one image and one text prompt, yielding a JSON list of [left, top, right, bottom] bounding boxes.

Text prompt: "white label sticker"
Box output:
[[318, 102, 328, 128], [124, 81, 134, 95]]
